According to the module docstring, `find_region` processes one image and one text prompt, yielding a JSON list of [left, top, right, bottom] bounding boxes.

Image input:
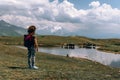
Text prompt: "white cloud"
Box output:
[[0, 14, 39, 28], [89, 1, 100, 8], [0, 0, 120, 38], [51, 26, 62, 33]]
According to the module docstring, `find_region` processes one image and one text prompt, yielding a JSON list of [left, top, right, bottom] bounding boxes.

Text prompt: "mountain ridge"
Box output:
[[0, 20, 26, 36]]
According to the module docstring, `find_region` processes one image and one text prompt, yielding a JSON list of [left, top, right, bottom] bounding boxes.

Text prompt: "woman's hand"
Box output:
[[36, 48, 38, 52]]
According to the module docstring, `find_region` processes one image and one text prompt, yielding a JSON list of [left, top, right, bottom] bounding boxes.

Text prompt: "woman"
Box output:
[[24, 25, 38, 69]]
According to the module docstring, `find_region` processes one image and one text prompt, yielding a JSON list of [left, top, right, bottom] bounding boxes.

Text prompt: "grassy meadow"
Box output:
[[0, 43, 120, 80], [0, 36, 120, 79], [0, 35, 120, 80]]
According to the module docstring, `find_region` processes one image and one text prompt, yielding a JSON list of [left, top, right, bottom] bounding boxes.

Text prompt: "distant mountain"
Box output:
[[0, 20, 26, 36]]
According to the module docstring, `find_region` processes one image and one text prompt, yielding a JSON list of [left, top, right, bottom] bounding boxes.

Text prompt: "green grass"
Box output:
[[0, 44, 120, 80]]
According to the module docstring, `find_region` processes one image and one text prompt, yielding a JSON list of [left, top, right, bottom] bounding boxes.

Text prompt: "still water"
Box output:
[[38, 46, 120, 68]]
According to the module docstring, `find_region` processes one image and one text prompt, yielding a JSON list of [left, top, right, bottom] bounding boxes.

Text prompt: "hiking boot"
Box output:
[[32, 66, 38, 69]]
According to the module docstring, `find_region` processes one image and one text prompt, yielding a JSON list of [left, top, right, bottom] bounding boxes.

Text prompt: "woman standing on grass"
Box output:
[[24, 25, 38, 69]]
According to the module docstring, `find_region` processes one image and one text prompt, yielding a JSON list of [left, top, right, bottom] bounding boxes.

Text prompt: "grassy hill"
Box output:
[[1, 35, 120, 53], [92, 39, 120, 53], [37, 35, 94, 47], [0, 43, 120, 80]]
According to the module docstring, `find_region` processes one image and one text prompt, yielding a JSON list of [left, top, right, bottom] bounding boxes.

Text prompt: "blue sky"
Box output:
[[50, 0, 120, 9], [0, 0, 120, 38]]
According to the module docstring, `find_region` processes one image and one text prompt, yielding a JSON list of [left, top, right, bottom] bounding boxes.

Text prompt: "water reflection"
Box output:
[[39, 47, 120, 68]]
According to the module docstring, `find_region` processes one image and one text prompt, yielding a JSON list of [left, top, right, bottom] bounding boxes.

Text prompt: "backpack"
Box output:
[[24, 35, 35, 47]]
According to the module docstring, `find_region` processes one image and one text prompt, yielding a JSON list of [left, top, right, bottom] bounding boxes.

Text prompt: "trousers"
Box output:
[[27, 46, 36, 67]]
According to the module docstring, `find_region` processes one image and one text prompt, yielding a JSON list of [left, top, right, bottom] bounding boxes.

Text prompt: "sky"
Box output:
[[0, 0, 120, 38], [50, 0, 120, 9]]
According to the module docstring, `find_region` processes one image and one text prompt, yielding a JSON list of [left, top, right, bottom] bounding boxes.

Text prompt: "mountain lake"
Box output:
[[17, 46, 120, 68]]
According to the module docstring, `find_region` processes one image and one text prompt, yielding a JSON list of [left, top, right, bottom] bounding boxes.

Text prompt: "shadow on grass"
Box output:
[[8, 66, 28, 69]]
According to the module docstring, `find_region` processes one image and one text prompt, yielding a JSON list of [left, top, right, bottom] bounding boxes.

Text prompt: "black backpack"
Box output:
[[24, 35, 35, 47]]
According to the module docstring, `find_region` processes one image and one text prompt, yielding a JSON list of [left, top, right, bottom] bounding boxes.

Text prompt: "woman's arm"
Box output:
[[34, 36, 38, 52]]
